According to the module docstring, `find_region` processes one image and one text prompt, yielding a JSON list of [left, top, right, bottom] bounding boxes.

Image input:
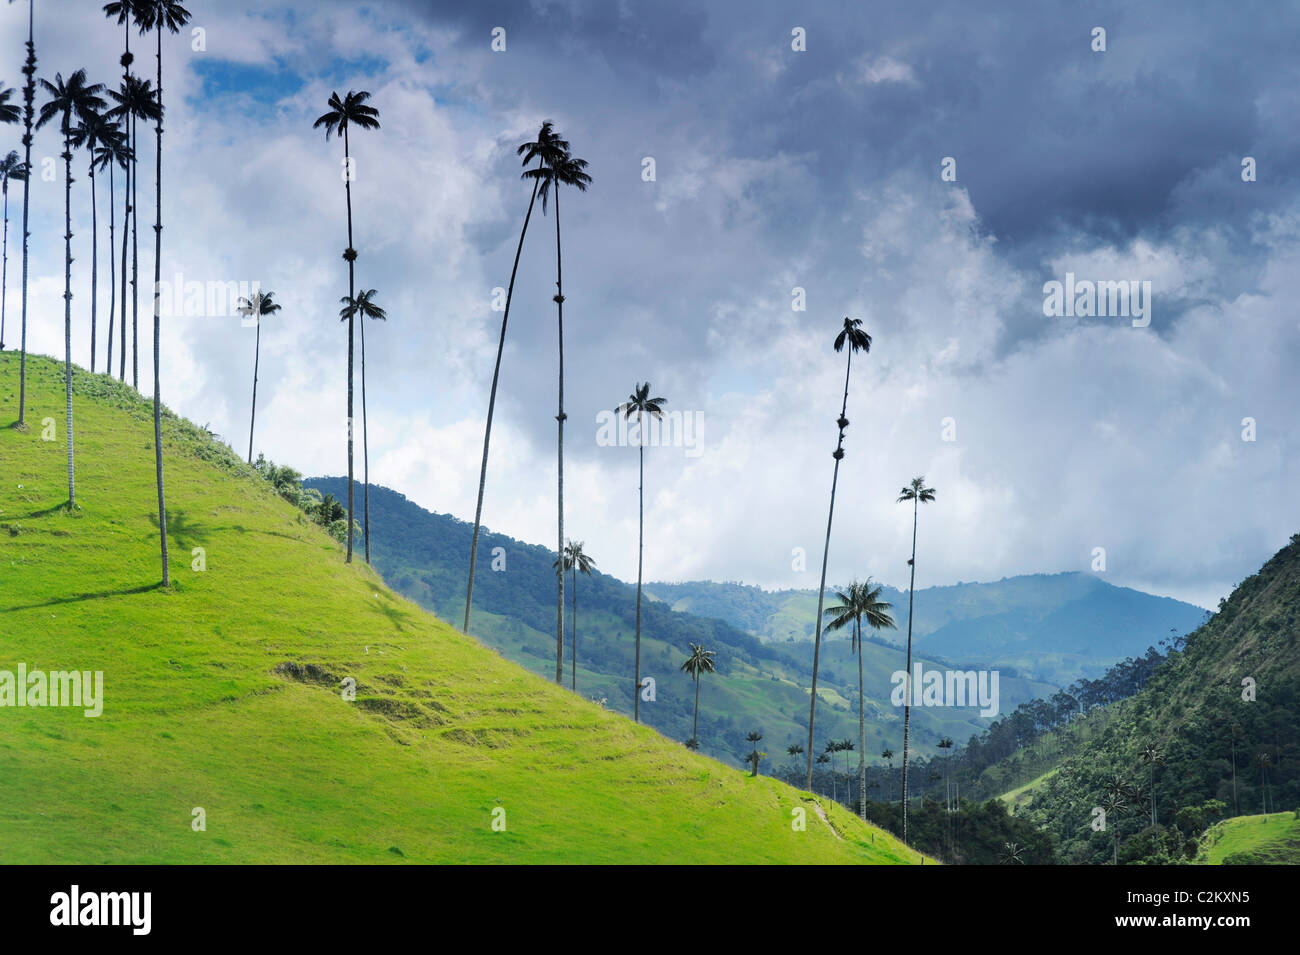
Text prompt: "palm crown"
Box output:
[[553, 539, 596, 577], [338, 289, 386, 324], [618, 382, 666, 422], [106, 75, 161, 128], [823, 579, 897, 650], [0, 84, 19, 125], [313, 90, 380, 140], [0, 150, 28, 192], [833, 315, 872, 354], [238, 290, 282, 323], [133, 0, 192, 34], [91, 121, 132, 174], [898, 476, 936, 505], [680, 643, 716, 681], [37, 71, 107, 138], [525, 150, 592, 213]]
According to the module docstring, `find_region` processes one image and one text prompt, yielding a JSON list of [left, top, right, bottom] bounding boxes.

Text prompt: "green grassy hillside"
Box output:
[[1194, 813, 1300, 865], [0, 353, 925, 864]]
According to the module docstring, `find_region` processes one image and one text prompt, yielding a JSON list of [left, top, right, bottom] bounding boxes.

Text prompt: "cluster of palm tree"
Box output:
[[462, 121, 592, 695], [2, 1, 187, 588], [799, 315, 940, 848]]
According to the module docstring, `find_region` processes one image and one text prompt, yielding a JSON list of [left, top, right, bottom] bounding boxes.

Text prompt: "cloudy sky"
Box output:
[[4, 0, 1298, 610]]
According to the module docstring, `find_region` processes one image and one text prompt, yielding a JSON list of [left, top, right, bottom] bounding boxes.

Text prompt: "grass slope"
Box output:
[[0, 353, 925, 863], [1194, 813, 1300, 865]]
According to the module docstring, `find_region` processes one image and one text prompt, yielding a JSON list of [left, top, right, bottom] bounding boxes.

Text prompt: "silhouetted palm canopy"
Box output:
[[339, 289, 386, 324], [553, 539, 596, 577], [0, 84, 19, 125], [134, 0, 191, 35], [239, 290, 281, 322], [517, 119, 567, 175], [618, 382, 666, 427], [898, 476, 937, 506], [680, 644, 716, 681], [91, 120, 131, 174], [834, 315, 872, 354], [0, 150, 28, 189], [105, 75, 160, 129], [36, 71, 106, 138], [823, 579, 897, 649], [525, 152, 592, 213], [313, 90, 380, 140]]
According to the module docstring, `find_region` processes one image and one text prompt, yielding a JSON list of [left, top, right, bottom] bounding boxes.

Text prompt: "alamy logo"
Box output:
[[0, 664, 103, 717], [50, 886, 151, 936], [595, 409, 703, 458], [890, 663, 1000, 717], [1042, 272, 1151, 327]]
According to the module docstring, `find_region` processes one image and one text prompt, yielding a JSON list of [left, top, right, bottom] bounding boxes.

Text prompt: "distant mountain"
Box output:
[[305, 479, 1058, 768], [645, 575, 1208, 685]]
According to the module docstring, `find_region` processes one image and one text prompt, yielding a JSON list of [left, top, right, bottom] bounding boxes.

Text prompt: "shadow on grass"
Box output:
[[11, 501, 74, 520], [2, 581, 163, 612]]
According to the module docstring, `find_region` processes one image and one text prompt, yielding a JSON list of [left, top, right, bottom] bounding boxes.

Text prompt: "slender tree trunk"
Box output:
[[61, 133, 74, 506], [1231, 739, 1238, 815], [901, 495, 918, 846], [692, 676, 700, 743], [89, 163, 97, 373], [634, 436, 645, 721], [119, 117, 129, 382], [857, 617, 866, 820], [553, 183, 565, 685], [806, 350, 853, 790], [361, 300, 370, 562], [465, 178, 540, 634], [247, 318, 260, 463], [571, 566, 578, 691], [107, 159, 115, 374], [2, 182, 9, 350], [16, 4, 35, 427], [131, 108, 138, 390], [151, 25, 169, 586], [343, 126, 355, 563]]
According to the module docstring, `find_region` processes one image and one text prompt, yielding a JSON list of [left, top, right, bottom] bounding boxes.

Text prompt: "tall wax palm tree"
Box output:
[[36, 70, 105, 507], [617, 382, 665, 717], [136, 0, 191, 587], [93, 118, 129, 374], [70, 108, 109, 373], [680, 643, 716, 749], [524, 138, 592, 686], [825, 740, 840, 803], [787, 743, 804, 759], [1100, 777, 1130, 865], [1139, 742, 1163, 826], [805, 316, 873, 792], [881, 748, 894, 802], [815, 751, 830, 796], [937, 736, 954, 812], [464, 121, 566, 635], [104, 73, 156, 383], [11, 0, 36, 426], [238, 290, 281, 463], [313, 89, 379, 564], [104, 0, 140, 383], [553, 539, 595, 691], [824, 579, 896, 819], [339, 287, 387, 561], [746, 731, 764, 777], [0, 150, 28, 353], [897, 475, 936, 846]]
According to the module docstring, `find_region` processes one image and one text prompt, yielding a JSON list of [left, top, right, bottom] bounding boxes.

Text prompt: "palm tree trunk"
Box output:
[[571, 566, 578, 691], [901, 495, 918, 846], [553, 182, 565, 686], [692, 675, 700, 743], [463, 176, 541, 634], [106, 159, 115, 374], [806, 349, 853, 790], [61, 133, 74, 507], [152, 24, 169, 586], [88, 162, 97, 374], [361, 298, 370, 563], [343, 125, 355, 564], [634, 436, 644, 721], [16, 3, 35, 427], [119, 119, 129, 382], [857, 617, 866, 820], [247, 318, 260, 463], [2, 182, 9, 350], [131, 108, 138, 390]]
